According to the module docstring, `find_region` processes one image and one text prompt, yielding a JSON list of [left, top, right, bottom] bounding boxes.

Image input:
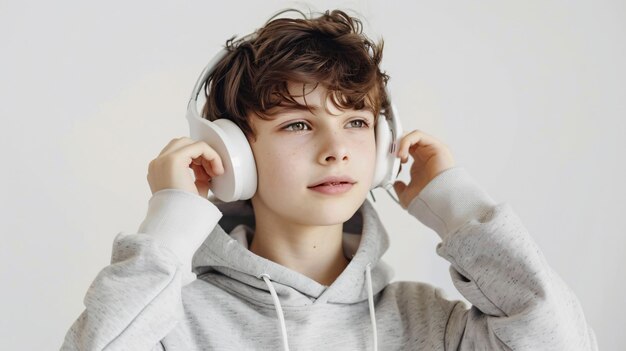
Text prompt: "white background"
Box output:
[[1, 1, 624, 349]]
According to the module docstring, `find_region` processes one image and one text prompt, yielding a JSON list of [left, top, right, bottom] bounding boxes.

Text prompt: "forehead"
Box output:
[[286, 82, 338, 112], [267, 82, 375, 117]]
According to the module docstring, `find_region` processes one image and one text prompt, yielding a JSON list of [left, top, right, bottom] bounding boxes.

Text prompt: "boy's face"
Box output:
[[248, 82, 377, 226]]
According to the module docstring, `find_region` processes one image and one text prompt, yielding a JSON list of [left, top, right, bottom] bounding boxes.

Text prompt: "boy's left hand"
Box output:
[[392, 130, 456, 209]]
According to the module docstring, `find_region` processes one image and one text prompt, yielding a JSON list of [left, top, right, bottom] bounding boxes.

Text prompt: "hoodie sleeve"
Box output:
[[60, 189, 223, 351], [406, 167, 598, 351]]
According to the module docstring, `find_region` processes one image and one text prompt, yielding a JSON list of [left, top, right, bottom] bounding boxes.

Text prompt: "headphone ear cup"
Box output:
[[371, 115, 392, 190], [187, 116, 257, 202]]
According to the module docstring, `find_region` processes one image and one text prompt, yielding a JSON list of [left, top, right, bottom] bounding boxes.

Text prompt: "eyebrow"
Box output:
[[271, 104, 374, 119], [271, 105, 322, 115]]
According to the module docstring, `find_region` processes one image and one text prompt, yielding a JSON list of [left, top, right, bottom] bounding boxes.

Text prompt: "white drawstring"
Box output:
[[365, 263, 379, 351], [259, 273, 290, 351], [258, 265, 378, 351]]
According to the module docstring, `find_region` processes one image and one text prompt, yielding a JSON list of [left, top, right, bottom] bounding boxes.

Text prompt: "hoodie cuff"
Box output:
[[406, 167, 497, 241], [138, 189, 223, 266]]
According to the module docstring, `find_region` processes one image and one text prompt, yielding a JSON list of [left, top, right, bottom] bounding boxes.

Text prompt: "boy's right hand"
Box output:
[[147, 137, 225, 198]]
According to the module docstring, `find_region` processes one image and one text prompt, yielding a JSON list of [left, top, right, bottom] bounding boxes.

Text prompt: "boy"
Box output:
[[62, 9, 598, 350]]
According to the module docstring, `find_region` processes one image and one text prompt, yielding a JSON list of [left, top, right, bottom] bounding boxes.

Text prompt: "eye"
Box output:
[[347, 119, 370, 128], [283, 121, 311, 132]]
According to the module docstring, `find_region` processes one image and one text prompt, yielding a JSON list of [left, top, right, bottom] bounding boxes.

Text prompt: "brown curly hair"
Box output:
[[201, 9, 390, 142]]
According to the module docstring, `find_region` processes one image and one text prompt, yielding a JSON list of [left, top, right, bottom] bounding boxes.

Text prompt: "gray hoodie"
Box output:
[[61, 167, 598, 350]]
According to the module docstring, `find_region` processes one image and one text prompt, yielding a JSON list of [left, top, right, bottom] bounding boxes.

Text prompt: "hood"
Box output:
[[192, 197, 395, 306]]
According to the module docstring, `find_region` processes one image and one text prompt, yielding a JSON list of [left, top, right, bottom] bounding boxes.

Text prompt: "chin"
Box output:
[[253, 185, 367, 223], [300, 211, 354, 226], [305, 197, 364, 223]]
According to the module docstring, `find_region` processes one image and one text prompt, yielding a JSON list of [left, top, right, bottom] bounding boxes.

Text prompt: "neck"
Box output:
[[249, 207, 350, 286]]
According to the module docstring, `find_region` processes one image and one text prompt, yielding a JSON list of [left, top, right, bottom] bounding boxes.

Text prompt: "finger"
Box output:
[[397, 131, 419, 160], [158, 137, 195, 157], [397, 130, 442, 160], [180, 141, 225, 176], [190, 163, 212, 199], [393, 180, 407, 195], [195, 175, 210, 199], [190, 163, 211, 180], [200, 156, 221, 178], [397, 130, 427, 158]]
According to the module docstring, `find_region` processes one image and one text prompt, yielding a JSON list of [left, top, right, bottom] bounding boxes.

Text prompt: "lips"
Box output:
[[308, 176, 356, 188]]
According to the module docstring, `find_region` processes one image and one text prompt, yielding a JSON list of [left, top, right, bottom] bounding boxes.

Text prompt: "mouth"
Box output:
[[307, 176, 357, 188], [308, 181, 353, 187], [307, 175, 357, 195], [307, 181, 355, 195]]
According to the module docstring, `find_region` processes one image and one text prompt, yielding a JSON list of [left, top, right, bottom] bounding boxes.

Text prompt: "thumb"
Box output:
[[195, 178, 210, 199], [393, 181, 406, 196]]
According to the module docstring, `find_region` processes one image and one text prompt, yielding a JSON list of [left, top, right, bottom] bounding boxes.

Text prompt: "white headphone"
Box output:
[[186, 40, 403, 203]]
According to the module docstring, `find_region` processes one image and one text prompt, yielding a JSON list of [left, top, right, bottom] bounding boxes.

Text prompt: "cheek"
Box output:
[[254, 143, 302, 190], [360, 133, 377, 164], [359, 135, 378, 183]]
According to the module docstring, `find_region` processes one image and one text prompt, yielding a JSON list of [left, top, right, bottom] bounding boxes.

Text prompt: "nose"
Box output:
[[318, 129, 350, 164]]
